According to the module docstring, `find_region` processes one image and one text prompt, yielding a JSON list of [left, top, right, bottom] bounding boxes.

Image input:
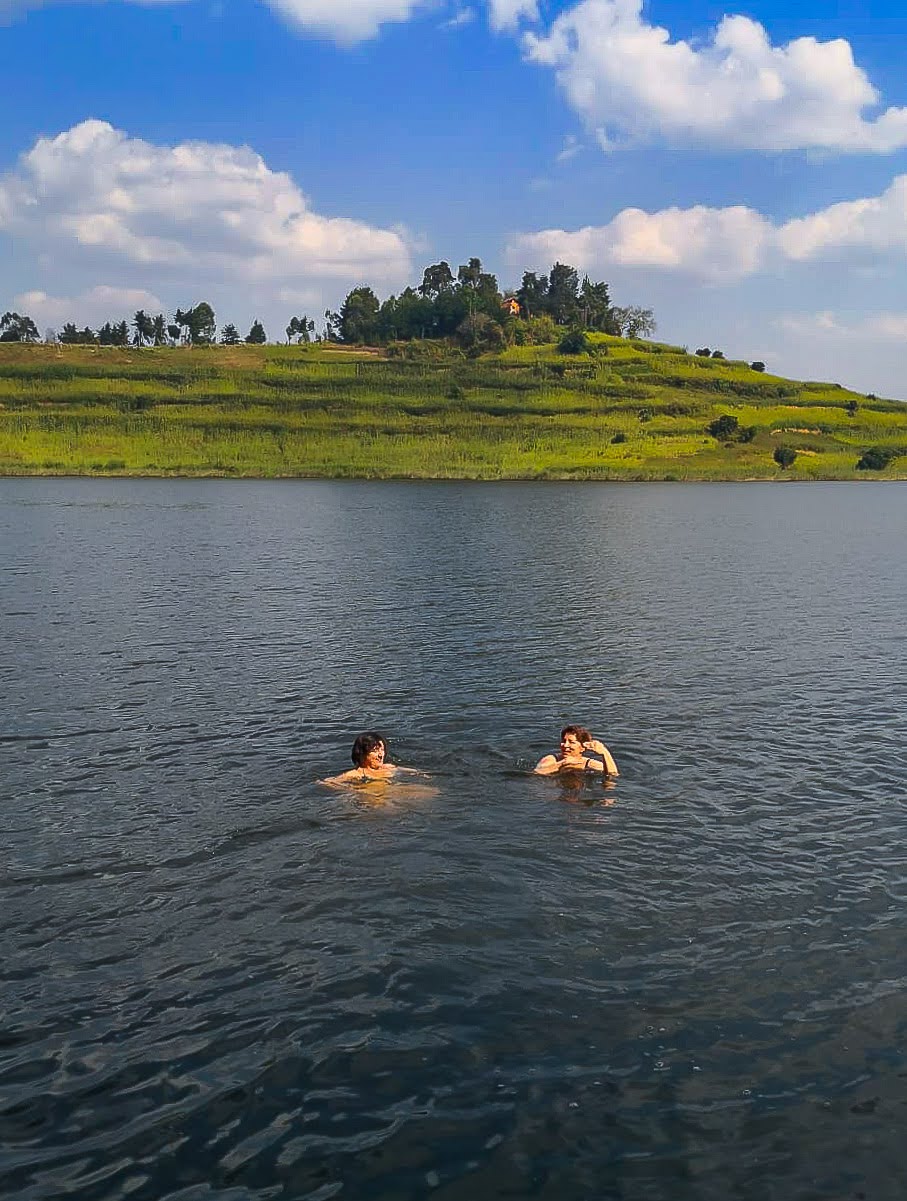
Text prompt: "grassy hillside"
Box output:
[[0, 336, 905, 480]]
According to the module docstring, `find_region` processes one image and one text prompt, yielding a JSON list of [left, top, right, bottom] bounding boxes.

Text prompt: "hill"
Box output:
[[0, 336, 905, 480]]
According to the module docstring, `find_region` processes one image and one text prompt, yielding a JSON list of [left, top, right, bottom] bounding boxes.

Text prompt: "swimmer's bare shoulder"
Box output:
[[532, 754, 561, 776]]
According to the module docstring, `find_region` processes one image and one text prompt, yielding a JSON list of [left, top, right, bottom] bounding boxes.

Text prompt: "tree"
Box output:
[[516, 271, 548, 319], [774, 445, 797, 469], [220, 323, 241, 345], [114, 320, 130, 346], [419, 261, 455, 300], [132, 310, 154, 347], [711, 349, 725, 359], [455, 311, 504, 354], [188, 302, 216, 344], [337, 286, 381, 344], [0, 311, 40, 342], [456, 258, 500, 316], [60, 322, 96, 345], [175, 303, 216, 344], [286, 315, 315, 344], [579, 276, 615, 331], [557, 328, 590, 355], [612, 306, 656, 339], [245, 319, 267, 344], [708, 414, 739, 439], [695, 347, 711, 357], [856, 446, 898, 470], [845, 399, 858, 416], [546, 262, 580, 325], [510, 314, 559, 345], [151, 314, 168, 346], [751, 361, 766, 372]]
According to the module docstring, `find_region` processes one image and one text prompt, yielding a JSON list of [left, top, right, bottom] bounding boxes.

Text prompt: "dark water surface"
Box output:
[[2, 478, 907, 1201]]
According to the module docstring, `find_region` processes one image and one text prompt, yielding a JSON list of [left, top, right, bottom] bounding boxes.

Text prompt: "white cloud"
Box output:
[[0, 0, 537, 39], [15, 285, 165, 328], [778, 175, 907, 260], [523, 0, 907, 152], [508, 174, 907, 280], [487, 0, 537, 32], [0, 120, 413, 288], [262, 0, 423, 43], [778, 310, 907, 344], [555, 133, 582, 163], [509, 204, 773, 281], [442, 6, 475, 29]]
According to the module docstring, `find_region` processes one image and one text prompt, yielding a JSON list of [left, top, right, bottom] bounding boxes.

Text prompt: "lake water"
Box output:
[[2, 478, 906, 1201]]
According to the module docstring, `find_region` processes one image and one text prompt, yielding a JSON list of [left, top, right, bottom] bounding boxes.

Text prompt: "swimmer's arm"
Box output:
[[533, 754, 562, 775], [319, 769, 367, 788], [394, 766, 432, 777], [584, 739, 619, 776]]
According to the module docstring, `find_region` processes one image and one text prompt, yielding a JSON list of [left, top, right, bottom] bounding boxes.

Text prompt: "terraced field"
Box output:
[[0, 337, 904, 479]]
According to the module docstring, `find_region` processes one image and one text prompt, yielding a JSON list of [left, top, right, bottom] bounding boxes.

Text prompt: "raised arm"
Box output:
[[584, 739, 619, 776]]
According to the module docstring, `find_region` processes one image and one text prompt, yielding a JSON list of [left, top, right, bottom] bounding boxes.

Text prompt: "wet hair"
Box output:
[[561, 725, 592, 744], [351, 731, 386, 767]]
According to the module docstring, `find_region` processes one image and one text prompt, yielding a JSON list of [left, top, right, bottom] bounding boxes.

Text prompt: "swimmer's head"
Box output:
[[351, 731, 386, 767], [561, 724, 591, 746]]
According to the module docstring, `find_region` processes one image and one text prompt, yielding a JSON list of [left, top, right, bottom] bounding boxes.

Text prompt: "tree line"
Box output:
[[0, 258, 654, 351], [0, 306, 314, 348], [327, 258, 654, 351]]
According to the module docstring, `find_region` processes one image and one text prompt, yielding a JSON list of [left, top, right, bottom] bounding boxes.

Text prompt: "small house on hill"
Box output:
[[501, 297, 521, 317]]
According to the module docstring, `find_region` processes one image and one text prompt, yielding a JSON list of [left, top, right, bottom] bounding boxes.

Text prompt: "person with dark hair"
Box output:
[[533, 725, 619, 777], [321, 732, 426, 787]]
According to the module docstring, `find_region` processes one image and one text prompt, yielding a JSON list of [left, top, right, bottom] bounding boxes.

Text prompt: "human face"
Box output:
[[560, 732, 583, 757], [364, 742, 386, 770]]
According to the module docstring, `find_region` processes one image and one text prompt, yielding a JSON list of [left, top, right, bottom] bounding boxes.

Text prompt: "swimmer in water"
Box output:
[[533, 725, 619, 777], [320, 731, 426, 788]]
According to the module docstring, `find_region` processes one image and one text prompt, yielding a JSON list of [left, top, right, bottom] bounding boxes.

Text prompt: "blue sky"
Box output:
[[2, 0, 907, 396]]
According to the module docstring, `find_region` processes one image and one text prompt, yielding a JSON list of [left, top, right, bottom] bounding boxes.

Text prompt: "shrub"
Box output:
[[611, 431, 627, 444], [750, 361, 766, 372], [773, 445, 797, 469], [523, 315, 559, 345], [637, 407, 653, 422], [695, 347, 711, 357], [856, 446, 898, 470], [711, 349, 725, 360], [557, 329, 590, 355], [738, 425, 757, 443], [708, 414, 739, 439], [845, 399, 858, 416]]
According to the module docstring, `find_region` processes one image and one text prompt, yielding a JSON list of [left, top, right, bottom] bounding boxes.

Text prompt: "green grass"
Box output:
[[0, 339, 905, 480]]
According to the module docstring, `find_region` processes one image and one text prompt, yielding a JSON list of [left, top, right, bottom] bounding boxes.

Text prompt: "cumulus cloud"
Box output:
[[262, 0, 423, 43], [778, 175, 907, 260], [508, 174, 907, 280], [15, 285, 166, 328], [487, 0, 537, 32], [509, 204, 773, 281], [0, 120, 413, 288], [523, 0, 907, 152]]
